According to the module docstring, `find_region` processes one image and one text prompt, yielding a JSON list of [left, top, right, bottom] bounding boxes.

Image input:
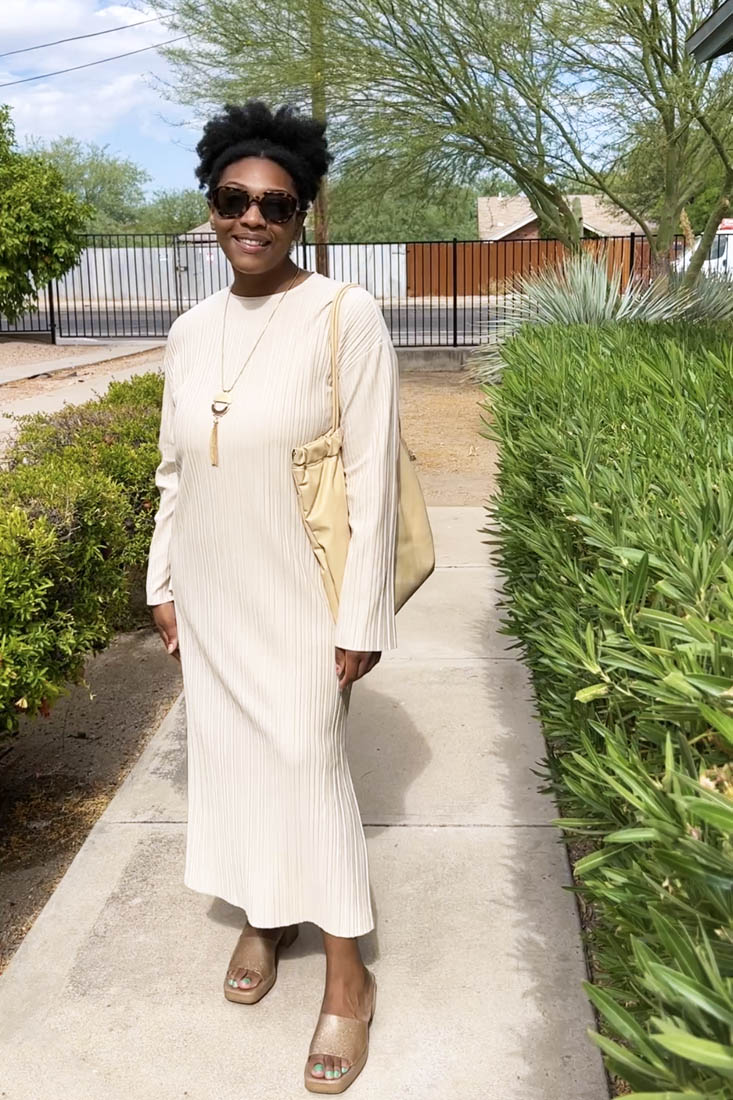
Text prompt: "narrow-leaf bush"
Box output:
[[481, 321, 733, 1097], [469, 253, 733, 385]]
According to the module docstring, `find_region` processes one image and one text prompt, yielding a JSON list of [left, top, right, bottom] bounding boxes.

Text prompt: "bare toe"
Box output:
[[309, 1056, 326, 1078], [238, 968, 260, 989]]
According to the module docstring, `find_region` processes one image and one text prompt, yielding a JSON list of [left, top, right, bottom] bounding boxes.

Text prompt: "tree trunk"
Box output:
[[309, 0, 329, 276], [680, 180, 732, 291], [312, 182, 329, 276]]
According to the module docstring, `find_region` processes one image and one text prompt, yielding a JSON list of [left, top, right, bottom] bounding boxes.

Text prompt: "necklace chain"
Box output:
[[219, 266, 302, 396]]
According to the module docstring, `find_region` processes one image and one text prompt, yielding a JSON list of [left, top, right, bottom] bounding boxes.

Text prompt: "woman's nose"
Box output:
[[239, 201, 268, 229]]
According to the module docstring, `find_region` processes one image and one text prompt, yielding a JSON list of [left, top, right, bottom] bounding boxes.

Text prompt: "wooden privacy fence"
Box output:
[[407, 235, 656, 296]]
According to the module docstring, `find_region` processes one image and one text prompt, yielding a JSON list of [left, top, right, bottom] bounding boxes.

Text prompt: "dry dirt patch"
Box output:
[[0, 346, 164, 404]]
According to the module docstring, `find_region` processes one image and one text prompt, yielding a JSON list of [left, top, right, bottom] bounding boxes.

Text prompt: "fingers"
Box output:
[[154, 620, 180, 661], [335, 648, 381, 690], [151, 603, 179, 660]]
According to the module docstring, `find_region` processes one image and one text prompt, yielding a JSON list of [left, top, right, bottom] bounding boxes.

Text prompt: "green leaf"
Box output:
[[573, 847, 620, 874], [574, 682, 610, 702], [647, 964, 733, 1028], [698, 704, 733, 746], [653, 1028, 733, 1070], [583, 982, 668, 1066], [605, 827, 664, 843], [683, 798, 733, 831], [591, 1031, 673, 1085], [626, 1093, 710, 1099]]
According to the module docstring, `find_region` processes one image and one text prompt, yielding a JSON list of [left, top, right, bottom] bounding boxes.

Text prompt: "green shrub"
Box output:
[[0, 371, 165, 736], [481, 321, 733, 1097], [0, 454, 132, 733], [469, 254, 733, 385], [5, 371, 164, 568]]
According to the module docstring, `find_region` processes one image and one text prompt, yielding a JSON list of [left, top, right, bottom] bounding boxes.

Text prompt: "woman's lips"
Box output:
[[231, 236, 271, 254]]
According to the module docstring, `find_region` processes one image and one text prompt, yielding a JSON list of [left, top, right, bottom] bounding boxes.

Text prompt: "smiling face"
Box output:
[[208, 156, 307, 281]]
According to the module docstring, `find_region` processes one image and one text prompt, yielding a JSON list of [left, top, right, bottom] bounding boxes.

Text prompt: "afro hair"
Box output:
[[195, 100, 333, 209]]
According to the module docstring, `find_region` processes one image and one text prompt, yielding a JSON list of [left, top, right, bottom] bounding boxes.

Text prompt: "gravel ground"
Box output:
[[0, 366, 497, 973]]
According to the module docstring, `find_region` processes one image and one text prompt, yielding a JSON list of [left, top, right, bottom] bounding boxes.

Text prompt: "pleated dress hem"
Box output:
[[183, 871, 376, 939]]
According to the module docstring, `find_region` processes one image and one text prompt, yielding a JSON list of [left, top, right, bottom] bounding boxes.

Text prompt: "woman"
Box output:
[[145, 100, 400, 1094]]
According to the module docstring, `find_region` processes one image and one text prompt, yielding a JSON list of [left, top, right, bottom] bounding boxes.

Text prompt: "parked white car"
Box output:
[[675, 218, 733, 275]]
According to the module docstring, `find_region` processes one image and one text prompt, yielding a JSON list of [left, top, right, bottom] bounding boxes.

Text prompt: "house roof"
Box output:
[[178, 221, 215, 237], [687, 0, 733, 59], [477, 195, 648, 240]]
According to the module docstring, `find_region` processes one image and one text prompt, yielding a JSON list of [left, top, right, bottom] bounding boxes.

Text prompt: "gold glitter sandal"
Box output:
[[304, 969, 377, 1093], [223, 922, 299, 1004]]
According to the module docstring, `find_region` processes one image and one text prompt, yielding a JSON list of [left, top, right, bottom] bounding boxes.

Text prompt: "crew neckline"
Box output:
[[227, 272, 318, 302]]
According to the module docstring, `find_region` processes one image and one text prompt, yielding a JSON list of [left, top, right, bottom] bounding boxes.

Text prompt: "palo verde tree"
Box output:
[[146, 0, 359, 272], [0, 106, 91, 322], [542, 0, 733, 278], [335, 0, 588, 249], [334, 0, 733, 272]]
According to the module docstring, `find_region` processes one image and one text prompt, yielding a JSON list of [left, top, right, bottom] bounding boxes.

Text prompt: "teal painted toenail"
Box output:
[[325, 1070, 333, 1079], [313, 1064, 324, 1073], [242, 977, 251, 985]]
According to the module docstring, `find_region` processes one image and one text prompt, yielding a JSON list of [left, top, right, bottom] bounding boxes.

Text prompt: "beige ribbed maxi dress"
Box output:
[[145, 272, 400, 938]]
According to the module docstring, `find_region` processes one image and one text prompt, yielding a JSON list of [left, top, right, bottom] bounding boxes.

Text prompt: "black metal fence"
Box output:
[[0, 231, 709, 346]]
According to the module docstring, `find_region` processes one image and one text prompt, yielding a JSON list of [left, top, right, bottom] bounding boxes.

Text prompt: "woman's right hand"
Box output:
[[151, 601, 181, 662]]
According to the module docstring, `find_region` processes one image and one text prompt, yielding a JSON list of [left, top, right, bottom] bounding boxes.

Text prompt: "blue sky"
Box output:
[[1, 1, 202, 195]]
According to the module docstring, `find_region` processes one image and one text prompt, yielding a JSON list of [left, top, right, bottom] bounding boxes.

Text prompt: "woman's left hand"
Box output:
[[334, 647, 381, 690]]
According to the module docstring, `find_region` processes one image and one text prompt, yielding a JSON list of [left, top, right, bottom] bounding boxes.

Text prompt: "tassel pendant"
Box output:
[[210, 393, 231, 467], [210, 418, 220, 466]]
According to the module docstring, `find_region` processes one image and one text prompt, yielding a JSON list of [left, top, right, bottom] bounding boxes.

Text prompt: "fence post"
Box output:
[[452, 237, 458, 347], [301, 225, 308, 271], [629, 232, 636, 284], [47, 279, 57, 344]]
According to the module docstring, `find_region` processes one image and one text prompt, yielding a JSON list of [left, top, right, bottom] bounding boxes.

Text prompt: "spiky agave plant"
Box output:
[[683, 271, 733, 322], [468, 252, 691, 385]]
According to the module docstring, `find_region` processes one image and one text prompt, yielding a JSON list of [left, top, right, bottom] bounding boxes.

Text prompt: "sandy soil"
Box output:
[[0, 366, 498, 973], [399, 370, 497, 506], [0, 338, 99, 368], [0, 347, 164, 404]]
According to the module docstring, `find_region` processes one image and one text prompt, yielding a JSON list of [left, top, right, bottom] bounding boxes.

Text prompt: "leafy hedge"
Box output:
[[480, 322, 733, 1097], [0, 372, 164, 734]]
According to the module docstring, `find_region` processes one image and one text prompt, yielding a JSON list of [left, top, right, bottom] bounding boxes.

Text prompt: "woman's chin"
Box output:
[[228, 250, 280, 276]]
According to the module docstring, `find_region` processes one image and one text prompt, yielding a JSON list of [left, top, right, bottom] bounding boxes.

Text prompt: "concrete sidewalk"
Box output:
[[0, 507, 607, 1100], [0, 342, 163, 386], [0, 352, 164, 454]]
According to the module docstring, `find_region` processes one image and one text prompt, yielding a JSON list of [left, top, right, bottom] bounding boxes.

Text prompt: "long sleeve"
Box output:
[[145, 331, 180, 606], [333, 288, 400, 652]]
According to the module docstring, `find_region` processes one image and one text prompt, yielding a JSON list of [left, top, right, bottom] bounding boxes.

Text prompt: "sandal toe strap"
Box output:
[[227, 929, 277, 977], [308, 1013, 368, 1061]]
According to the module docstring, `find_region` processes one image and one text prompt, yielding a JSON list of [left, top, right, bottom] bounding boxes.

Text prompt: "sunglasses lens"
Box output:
[[260, 194, 298, 223], [212, 188, 299, 222], [214, 187, 247, 217]]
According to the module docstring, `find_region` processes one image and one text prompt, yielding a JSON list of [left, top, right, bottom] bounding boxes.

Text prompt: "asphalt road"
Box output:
[[2, 303, 509, 346]]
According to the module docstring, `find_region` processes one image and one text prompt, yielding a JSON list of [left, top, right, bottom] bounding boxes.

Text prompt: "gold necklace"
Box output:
[[209, 267, 302, 467]]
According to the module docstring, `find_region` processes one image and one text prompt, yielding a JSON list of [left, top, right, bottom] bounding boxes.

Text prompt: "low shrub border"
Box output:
[[480, 321, 733, 1097], [0, 372, 164, 736]]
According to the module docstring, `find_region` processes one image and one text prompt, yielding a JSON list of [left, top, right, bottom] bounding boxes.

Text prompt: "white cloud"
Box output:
[[0, 0, 201, 180]]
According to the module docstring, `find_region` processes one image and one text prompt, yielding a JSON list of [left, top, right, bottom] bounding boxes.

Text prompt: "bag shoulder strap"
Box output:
[[329, 282, 360, 431]]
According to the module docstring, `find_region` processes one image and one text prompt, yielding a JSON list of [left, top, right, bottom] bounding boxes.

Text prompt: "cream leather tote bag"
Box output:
[[291, 282, 435, 623]]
